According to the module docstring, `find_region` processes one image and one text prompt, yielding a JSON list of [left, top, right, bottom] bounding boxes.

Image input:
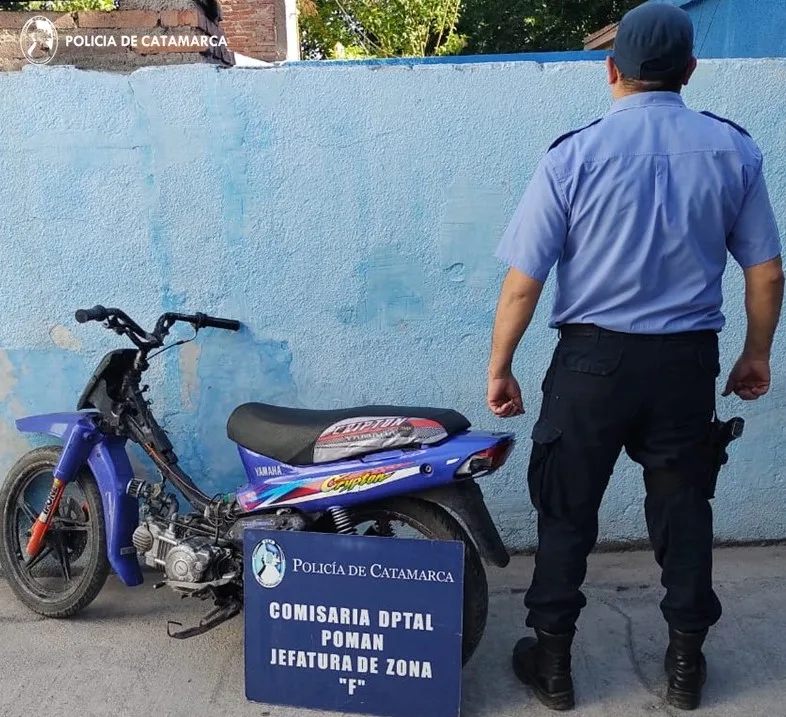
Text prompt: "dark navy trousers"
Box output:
[[524, 324, 723, 634]]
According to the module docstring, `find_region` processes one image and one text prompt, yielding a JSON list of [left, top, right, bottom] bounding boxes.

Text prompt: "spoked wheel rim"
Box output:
[[7, 467, 95, 603]]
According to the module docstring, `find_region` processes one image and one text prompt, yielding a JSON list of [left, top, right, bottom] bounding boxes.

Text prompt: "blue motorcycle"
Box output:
[[0, 307, 514, 663]]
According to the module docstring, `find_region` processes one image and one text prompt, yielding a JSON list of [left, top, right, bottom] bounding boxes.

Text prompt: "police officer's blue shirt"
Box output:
[[495, 92, 782, 334]]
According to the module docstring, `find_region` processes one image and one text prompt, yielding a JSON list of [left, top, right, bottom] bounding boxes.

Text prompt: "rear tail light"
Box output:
[[454, 438, 514, 478]]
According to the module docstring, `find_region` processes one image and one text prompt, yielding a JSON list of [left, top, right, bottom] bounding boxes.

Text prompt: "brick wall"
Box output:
[[220, 0, 285, 61]]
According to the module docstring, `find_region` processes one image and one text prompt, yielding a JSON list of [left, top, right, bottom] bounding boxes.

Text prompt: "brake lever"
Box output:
[[153, 315, 178, 343], [105, 315, 125, 336], [107, 315, 154, 350]]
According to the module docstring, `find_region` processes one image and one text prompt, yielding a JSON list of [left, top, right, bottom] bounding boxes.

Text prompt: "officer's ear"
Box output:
[[606, 56, 621, 86], [682, 57, 698, 86]]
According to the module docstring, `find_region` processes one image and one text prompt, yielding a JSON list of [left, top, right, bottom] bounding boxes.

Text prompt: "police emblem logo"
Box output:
[[20, 16, 59, 66], [252, 539, 286, 588]]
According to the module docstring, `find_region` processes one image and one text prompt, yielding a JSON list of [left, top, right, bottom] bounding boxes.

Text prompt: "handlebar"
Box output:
[[199, 315, 241, 331], [75, 305, 109, 324], [192, 312, 241, 332], [74, 306, 241, 350]]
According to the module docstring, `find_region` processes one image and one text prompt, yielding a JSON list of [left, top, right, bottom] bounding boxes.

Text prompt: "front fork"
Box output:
[[26, 479, 67, 556], [25, 422, 97, 558]]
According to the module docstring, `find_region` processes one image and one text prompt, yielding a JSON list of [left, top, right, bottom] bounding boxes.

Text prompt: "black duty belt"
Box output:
[[557, 323, 718, 342]]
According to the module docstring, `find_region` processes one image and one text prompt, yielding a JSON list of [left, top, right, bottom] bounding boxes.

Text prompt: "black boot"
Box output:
[[665, 627, 708, 710], [512, 628, 575, 711]]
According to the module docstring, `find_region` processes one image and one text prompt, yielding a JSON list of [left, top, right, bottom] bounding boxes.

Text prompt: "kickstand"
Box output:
[[167, 600, 242, 639]]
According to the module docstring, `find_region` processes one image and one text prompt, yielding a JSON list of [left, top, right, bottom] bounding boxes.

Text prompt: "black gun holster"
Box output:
[[706, 414, 745, 499]]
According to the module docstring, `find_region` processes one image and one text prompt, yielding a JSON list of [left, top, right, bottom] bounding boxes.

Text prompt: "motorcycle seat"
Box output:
[[226, 403, 471, 465]]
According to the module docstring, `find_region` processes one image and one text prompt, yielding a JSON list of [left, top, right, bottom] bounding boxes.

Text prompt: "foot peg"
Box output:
[[167, 599, 242, 639]]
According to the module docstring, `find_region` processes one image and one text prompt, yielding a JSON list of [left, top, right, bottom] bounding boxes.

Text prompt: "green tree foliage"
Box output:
[[299, 0, 642, 59], [458, 0, 641, 55], [299, 0, 467, 59], [1, 0, 116, 10]]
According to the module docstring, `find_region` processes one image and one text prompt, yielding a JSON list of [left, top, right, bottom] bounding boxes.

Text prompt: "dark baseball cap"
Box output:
[[612, 2, 695, 81]]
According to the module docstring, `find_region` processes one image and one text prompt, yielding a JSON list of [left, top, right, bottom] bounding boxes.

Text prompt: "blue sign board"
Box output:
[[243, 526, 465, 717]]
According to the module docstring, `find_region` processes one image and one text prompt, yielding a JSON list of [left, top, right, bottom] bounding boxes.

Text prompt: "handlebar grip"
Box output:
[[199, 314, 241, 331], [75, 305, 108, 324]]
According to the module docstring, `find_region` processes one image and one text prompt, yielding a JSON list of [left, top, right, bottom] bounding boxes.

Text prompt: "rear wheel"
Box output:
[[0, 446, 110, 617], [313, 497, 489, 665]]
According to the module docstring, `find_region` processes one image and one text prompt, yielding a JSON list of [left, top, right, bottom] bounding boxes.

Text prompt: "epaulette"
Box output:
[[700, 111, 751, 137], [548, 118, 603, 151]]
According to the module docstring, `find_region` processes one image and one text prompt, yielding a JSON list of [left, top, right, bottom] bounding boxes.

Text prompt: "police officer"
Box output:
[[487, 2, 783, 712]]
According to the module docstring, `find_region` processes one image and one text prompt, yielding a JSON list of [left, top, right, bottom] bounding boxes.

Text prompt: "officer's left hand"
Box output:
[[722, 355, 771, 400]]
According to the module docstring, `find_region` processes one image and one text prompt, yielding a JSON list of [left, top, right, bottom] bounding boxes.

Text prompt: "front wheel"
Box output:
[[0, 445, 110, 618], [314, 496, 489, 665]]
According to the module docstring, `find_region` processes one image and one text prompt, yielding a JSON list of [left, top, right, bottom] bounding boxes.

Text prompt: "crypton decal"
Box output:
[[237, 463, 423, 511], [322, 469, 397, 494]]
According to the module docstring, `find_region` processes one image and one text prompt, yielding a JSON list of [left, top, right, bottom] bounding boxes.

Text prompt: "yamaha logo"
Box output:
[[252, 539, 286, 589]]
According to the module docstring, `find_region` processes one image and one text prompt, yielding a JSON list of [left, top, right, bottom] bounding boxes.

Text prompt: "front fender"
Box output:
[[415, 479, 510, 568], [16, 412, 144, 586]]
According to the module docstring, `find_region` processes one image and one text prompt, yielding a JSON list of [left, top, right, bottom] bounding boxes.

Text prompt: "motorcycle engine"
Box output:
[[132, 517, 232, 585], [163, 538, 218, 583]]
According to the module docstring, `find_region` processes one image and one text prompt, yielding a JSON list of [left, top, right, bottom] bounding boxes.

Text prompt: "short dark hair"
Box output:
[[618, 72, 684, 94]]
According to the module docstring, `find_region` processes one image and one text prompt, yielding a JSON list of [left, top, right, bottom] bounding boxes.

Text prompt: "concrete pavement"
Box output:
[[1, 546, 785, 717]]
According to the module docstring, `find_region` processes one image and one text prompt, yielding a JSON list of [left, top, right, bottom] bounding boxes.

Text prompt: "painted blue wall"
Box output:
[[0, 58, 785, 549], [653, 0, 786, 58]]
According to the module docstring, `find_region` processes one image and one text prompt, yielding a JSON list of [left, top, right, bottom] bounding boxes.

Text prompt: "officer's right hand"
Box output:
[[487, 373, 524, 417], [722, 355, 771, 400]]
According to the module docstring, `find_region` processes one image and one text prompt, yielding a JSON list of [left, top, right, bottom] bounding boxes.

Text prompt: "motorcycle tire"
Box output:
[[0, 445, 110, 618], [320, 496, 490, 666]]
